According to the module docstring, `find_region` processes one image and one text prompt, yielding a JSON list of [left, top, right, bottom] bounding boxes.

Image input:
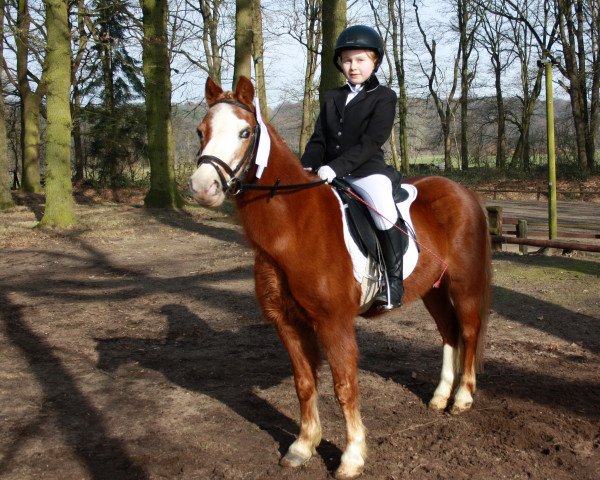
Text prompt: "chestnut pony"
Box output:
[[189, 77, 491, 480]]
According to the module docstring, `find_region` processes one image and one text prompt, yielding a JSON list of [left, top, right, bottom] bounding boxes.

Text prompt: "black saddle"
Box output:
[[333, 177, 410, 259]]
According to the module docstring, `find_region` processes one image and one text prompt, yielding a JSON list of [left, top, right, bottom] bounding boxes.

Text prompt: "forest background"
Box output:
[[0, 0, 598, 226]]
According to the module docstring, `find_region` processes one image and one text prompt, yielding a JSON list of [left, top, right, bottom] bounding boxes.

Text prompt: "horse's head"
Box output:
[[189, 76, 258, 207]]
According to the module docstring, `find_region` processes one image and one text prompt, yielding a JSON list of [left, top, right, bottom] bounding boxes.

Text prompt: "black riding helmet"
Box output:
[[334, 25, 384, 72]]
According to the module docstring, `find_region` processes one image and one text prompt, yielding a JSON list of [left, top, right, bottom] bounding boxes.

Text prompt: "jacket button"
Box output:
[[337, 131, 342, 136], [335, 145, 340, 149]]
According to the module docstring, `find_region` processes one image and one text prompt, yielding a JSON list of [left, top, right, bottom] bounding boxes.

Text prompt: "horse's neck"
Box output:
[[235, 125, 333, 247]]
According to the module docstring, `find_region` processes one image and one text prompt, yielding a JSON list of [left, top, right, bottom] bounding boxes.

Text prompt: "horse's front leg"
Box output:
[[254, 255, 321, 467], [276, 320, 322, 468], [318, 318, 366, 480]]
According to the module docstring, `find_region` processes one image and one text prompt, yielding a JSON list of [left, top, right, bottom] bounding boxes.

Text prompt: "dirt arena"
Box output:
[[0, 194, 598, 479]]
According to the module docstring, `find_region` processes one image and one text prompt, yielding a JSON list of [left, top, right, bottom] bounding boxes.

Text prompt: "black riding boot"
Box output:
[[373, 220, 405, 310]]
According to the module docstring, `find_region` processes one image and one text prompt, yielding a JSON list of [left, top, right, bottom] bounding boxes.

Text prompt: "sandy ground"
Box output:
[[0, 190, 598, 479]]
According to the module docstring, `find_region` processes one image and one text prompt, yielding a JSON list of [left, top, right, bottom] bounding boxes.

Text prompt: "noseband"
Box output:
[[195, 100, 260, 196]]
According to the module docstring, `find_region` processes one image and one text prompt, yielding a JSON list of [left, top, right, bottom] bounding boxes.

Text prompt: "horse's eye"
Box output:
[[240, 128, 251, 139]]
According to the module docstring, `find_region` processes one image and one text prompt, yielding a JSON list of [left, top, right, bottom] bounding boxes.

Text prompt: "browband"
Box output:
[[213, 99, 255, 114]]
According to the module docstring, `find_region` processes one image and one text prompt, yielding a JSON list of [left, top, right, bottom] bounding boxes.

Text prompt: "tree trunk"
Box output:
[[590, 0, 599, 171], [557, 0, 589, 172], [233, 0, 252, 89], [199, 0, 222, 84], [0, 93, 11, 209], [443, 119, 452, 170], [0, 0, 12, 208], [494, 55, 506, 169], [319, 0, 345, 106], [72, 83, 85, 182], [252, 0, 267, 114], [458, 0, 469, 171], [40, 0, 75, 227], [389, 0, 409, 174], [298, 0, 321, 155], [100, 36, 119, 186], [389, 125, 400, 170], [141, 0, 183, 208], [566, 81, 590, 171], [17, 0, 42, 192]]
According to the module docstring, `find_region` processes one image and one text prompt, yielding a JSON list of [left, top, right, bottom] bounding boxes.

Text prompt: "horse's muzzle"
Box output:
[[188, 175, 225, 208]]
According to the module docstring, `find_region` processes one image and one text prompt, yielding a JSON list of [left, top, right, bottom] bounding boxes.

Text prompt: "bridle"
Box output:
[[195, 99, 326, 197], [195, 99, 260, 196]]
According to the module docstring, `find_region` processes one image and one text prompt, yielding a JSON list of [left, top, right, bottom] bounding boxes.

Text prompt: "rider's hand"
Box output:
[[317, 165, 336, 183]]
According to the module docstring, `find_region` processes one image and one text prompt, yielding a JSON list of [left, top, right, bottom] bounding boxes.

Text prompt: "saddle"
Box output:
[[333, 178, 411, 261]]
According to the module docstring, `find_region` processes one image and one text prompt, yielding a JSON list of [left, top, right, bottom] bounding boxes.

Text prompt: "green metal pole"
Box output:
[[544, 58, 558, 240]]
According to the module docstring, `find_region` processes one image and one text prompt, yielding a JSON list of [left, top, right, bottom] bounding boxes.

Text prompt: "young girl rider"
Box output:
[[301, 25, 404, 310]]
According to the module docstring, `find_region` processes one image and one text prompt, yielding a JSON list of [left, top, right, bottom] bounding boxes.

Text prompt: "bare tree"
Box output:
[[0, 0, 13, 208], [455, 0, 481, 170], [554, 0, 597, 172], [3, 0, 46, 192], [252, 0, 267, 112], [284, 0, 322, 155], [413, 0, 460, 170], [506, 3, 544, 171], [366, 0, 401, 171], [482, 0, 598, 172], [475, 1, 512, 168], [590, 0, 599, 167], [387, 0, 410, 173], [173, 0, 230, 85], [71, 0, 90, 182]]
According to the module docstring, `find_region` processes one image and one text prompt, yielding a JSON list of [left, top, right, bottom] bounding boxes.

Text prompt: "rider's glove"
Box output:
[[317, 165, 336, 184]]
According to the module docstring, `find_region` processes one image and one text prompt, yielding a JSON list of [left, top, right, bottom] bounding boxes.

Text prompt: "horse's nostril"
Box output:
[[207, 181, 219, 197]]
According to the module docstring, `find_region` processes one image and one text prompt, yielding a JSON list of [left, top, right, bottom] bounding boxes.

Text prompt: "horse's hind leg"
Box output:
[[254, 255, 321, 468], [423, 289, 460, 411], [450, 295, 483, 414], [424, 286, 483, 414]]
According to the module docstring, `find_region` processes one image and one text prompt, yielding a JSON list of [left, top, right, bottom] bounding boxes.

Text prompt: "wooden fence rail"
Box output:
[[476, 187, 600, 201], [486, 206, 600, 253]]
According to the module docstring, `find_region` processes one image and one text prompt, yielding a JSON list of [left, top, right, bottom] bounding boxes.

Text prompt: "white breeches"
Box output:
[[344, 174, 398, 230]]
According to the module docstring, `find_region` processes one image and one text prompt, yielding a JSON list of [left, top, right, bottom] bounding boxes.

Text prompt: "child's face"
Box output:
[[340, 49, 376, 85]]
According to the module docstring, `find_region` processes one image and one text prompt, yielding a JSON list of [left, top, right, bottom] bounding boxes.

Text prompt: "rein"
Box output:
[[195, 99, 326, 196]]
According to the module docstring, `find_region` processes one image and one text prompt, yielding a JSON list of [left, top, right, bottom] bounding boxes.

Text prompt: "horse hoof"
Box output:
[[428, 395, 448, 411], [449, 401, 472, 415], [280, 449, 313, 468], [335, 463, 364, 480]]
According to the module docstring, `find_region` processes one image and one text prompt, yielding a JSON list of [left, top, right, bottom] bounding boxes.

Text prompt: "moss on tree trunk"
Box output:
[[39, 0, 75, 227], [141, 0, 183, 209]]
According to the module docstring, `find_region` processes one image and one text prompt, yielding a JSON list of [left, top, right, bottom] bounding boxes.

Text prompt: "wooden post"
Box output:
[[486, 206, 503, 252], [517, 219, 528, 255]]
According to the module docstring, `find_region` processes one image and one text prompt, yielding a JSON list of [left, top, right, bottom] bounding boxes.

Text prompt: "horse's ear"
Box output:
[[205, 77, 223, 107], [235, 76, 255, 109]]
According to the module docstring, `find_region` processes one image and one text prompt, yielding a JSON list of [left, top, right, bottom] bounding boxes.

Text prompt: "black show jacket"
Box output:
[[301, 75, 397, 181]]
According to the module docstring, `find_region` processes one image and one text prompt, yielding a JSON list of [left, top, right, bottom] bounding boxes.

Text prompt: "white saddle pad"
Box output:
[[333, 184, 419, 311]]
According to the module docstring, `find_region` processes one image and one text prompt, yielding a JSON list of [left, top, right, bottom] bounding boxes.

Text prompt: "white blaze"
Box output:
[[189, 104, 250, 198]]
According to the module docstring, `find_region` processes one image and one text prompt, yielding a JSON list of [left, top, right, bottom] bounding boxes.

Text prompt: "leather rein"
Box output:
[[195, 99, 326, 196]]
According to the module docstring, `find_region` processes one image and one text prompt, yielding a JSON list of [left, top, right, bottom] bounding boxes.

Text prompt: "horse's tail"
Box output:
[[475, 205, 493, 374]]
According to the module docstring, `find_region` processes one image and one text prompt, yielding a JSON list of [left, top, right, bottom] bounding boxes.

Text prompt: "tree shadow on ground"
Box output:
[[492, 285, 599, 353], [95, 303, 343, 474], [493, 251, 600, 276], [0, 293, 148, 480]]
